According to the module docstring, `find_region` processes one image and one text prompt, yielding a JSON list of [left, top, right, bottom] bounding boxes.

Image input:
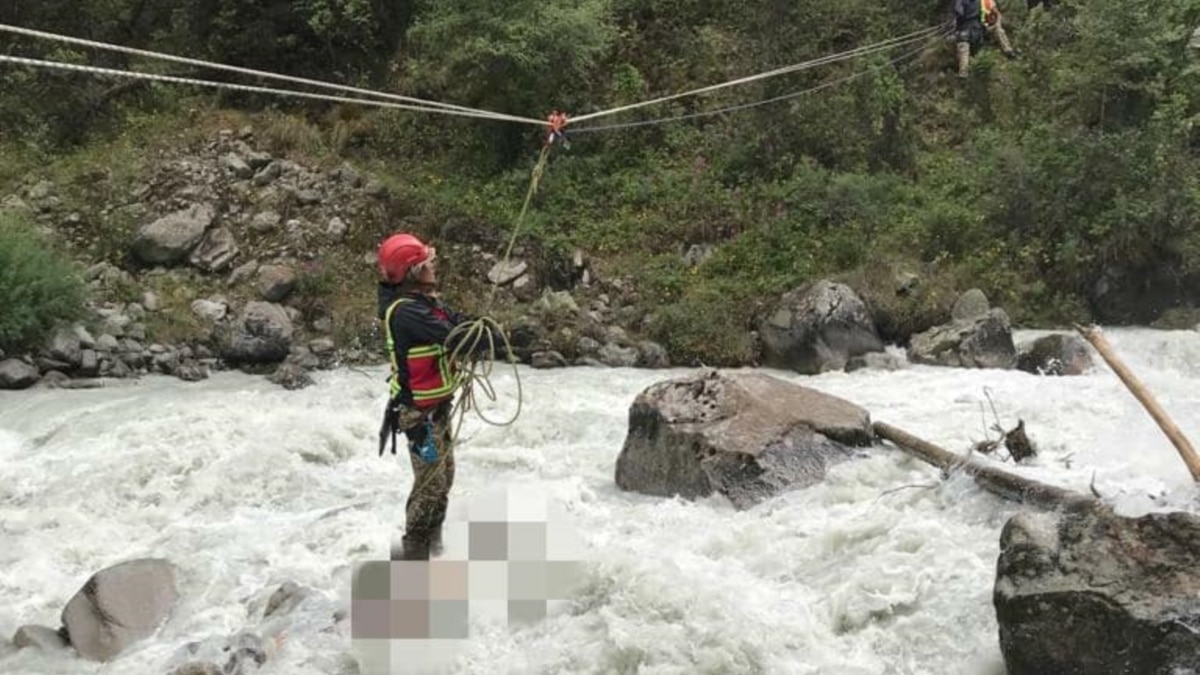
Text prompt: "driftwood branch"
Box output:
[[874, 421, 1098, 511], [1074, 323, 1200, 482]]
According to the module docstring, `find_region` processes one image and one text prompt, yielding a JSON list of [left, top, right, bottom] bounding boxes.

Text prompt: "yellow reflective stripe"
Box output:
[[384, 298, 413, 398], [382, 296, 459, 401]]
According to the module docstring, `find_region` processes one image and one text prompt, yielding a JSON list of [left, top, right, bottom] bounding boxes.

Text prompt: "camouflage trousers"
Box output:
[[956, 17, 1015, 77], [395, 402, 456, 560]]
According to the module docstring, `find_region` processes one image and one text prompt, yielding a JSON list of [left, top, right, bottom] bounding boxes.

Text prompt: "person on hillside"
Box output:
[[954, 0, 1020, 78], [375, 232, 481, 561], [547, 110, 570, 148]]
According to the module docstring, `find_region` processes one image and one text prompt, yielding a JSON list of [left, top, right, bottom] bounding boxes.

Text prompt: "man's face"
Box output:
[[416, 256, 437, 285]]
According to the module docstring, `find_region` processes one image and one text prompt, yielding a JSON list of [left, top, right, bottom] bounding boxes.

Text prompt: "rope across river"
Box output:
[[0, 18, 949, 450]]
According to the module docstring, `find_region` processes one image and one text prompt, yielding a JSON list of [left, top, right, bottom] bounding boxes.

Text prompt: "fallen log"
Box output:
[[874, 421, 1099, 511], [1074, 323, 1200, 483]]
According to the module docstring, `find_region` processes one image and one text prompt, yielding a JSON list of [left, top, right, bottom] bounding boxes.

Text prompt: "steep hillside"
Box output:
[[1, 0, 1198, 379]]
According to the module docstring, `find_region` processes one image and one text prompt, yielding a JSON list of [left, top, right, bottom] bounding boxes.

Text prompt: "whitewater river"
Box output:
[[2, 327, 1199, 675]]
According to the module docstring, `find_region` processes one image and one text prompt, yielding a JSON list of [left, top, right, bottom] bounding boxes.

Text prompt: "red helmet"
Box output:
[[379, 233, 436, 283]]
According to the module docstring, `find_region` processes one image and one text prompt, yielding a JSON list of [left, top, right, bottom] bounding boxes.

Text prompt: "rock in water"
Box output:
[[1016, 333, 1094, 376], [759, 280, 885, 375], [169, 663, 223, 675], [12, 625, 69, 652], [61, 558, 179, 662], [268, 362, 313, 390], [994, 507, 1200, 675], [615, 370, 874, 510], [0, 359, 40, 389], [907, 307, 1017, 369]]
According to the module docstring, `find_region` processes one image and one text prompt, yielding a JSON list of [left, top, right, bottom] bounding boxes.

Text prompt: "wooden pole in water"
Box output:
[[1073, 323, 1200, 483], [873, 421, 1099, 511]]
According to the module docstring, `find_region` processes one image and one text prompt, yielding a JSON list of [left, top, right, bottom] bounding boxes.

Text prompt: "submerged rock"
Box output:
[[268, 361, 313, 390], [1016, 333, 1094, 376], [994, 506, 1200, 675], [169, 663, 223, 675], [615, 370, 874, 510]]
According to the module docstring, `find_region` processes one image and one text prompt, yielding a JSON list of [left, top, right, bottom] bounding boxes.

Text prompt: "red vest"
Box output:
[[384, 298, 459, 409]]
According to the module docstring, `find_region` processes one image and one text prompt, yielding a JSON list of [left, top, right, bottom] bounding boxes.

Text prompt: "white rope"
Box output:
[[569, 22, 950, 124], [570, 37, 940, 134], [0, 54, 539, 124], [0, 22, 544, 126]]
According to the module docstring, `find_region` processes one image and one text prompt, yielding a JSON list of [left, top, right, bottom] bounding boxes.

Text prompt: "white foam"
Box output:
[[0, 327, 1197, 674]]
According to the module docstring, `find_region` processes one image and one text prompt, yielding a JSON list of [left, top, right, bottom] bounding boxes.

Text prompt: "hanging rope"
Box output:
[[0, 22, 542, 126], [403, 142, 556, 502], [442, 141, 554, 437]]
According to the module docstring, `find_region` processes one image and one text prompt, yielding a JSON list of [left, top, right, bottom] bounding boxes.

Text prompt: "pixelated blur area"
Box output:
[[350, 483, 588, 674]]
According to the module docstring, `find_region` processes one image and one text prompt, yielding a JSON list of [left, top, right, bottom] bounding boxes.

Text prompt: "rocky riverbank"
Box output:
[[0, 125, 1114, 393], [0, 126, 679, 391]]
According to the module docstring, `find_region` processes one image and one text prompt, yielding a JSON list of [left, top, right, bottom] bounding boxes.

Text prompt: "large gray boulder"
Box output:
[[759, 280, 885, 375], [46, 326, 83, 367], [994, 506, 1200, 675], [61, 558, 180, 662], [907, 308, 1017, 369], [0, 359, 40, 389], [219, 301, 294, 364], [615, 370, 874, 510], [132, 204, 214, 266], [1016, 333, 1094, 376]]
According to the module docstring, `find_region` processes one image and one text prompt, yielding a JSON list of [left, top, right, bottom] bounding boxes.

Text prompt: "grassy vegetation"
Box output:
[[0, 211, 89, 354]]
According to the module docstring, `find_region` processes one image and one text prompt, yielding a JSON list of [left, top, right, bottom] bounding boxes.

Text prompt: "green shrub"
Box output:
[[0, 212, 88, 354]]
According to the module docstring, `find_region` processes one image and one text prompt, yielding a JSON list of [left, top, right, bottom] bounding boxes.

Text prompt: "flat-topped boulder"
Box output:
[[615, 370, 874, 510]]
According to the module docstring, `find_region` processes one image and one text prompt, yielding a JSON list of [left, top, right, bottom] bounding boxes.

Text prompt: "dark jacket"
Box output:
[[376, 282, 482, 407], [954, 0, 981, 25]]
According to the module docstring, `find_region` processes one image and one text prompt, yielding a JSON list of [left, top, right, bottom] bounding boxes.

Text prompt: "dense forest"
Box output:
[[2, 0, 1199, 366]]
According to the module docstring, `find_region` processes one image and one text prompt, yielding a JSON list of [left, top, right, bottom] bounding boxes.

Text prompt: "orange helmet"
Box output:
[[379, 233, 436, 283]]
